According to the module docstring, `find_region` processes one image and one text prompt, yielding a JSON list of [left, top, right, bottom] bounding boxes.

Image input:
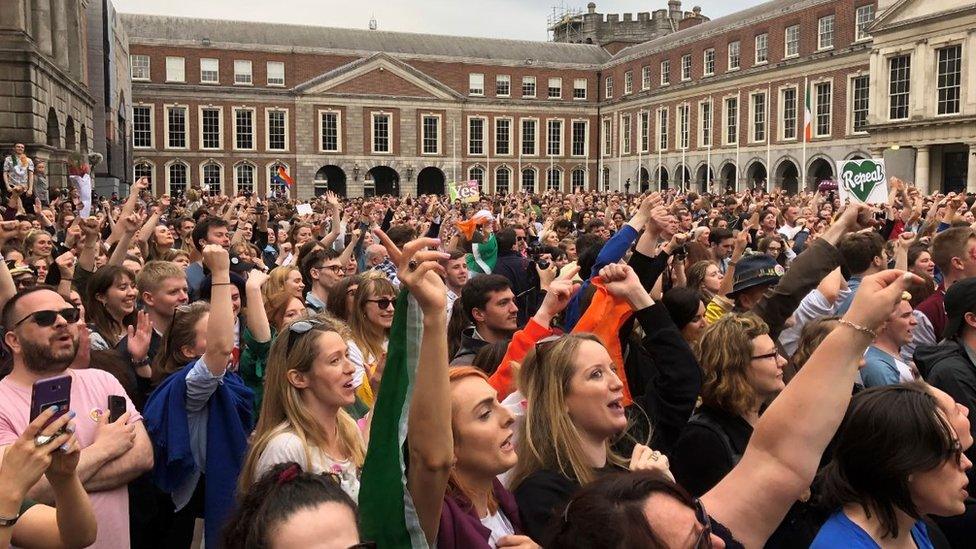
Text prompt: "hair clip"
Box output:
[[276, 463, 301, 485]]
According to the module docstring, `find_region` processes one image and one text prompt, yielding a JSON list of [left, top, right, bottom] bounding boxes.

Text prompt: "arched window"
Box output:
[[235, 163, 255, 194], [495, 167, 511, 195], [602, 167, 611, 191], [202, 162, 221, 195], [167, 162, 188, 196], [269, 162, 289, 196], [546, 168, 562, 191], [571, 168, 586, 191], [469, 166, 485, 193], [134, 161, 153, 185], [521, 168, 536, 194]]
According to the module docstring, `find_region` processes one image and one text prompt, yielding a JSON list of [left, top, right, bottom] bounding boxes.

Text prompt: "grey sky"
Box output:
[[113, 0, 761, 41]]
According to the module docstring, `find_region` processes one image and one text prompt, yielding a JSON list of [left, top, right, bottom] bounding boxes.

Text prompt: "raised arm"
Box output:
[[201, 245, 236, 375], [704, 270, 920, 548], [107, 178, 147, 246], [400, 238, 453, 545], [243, 270, 271, 343], [108, 213, 142, 266]]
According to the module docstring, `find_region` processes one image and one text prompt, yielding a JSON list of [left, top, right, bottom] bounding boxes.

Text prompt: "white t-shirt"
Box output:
[[347, 338, 388, 389], [481, 510, 515, 548], [254, 430, 361, 501]]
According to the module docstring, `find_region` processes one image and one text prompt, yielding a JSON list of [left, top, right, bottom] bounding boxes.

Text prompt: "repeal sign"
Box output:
[[836, 158, 888, 204]]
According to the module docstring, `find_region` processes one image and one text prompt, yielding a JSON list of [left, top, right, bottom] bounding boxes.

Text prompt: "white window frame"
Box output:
[[266, 61, 285, 87], [855, 4, 875, 42], [605, 76, 614, 98], [520, 167, 537, 193], [724, 95, 739, 146], [681, 54, 692, 81], [496, 74, 511, 97], [571, 167, 587, 191], [847, 73, 870, 135], [132, 103, 154, 149], [233, 161, 256, 195], [750, 91, 767, 144], [371, 111, 393, 154], [200, 58, 219, 84], [198, 105, 223, 150], [165, 160, 189, 196], [677, 103, 690, 150], [468, 165, 485, 192], [620, 114, 631, 155], [936, 44, 963, 117], [165, 56, 185, 83], [699, 99, 713, 148], [522, 76, 536, 98], [267, 161, 290, 196], [265, 108, 289, 152], [546, 167, 563, 192], [420, 113, 441, 156], [703, 48, 715, 76], [232, 106, 256, 151], [888, 54, 911, 121], [657, 107, 669, 152], [548, 77, 562, 99], [468, 116, 488, 156], [130, 54, 150, 81], [785, 25, 800, 59], [234, 60, 253, 85], [521, 117, 539, 157], [641, 66, 651, 90], [818, 15, 835, 51], [573, 78, 587, 100], [469, 73, 485, 96], [200, 160, 224, 195], [813, 79, 833, 138], [755, 33, 768, 65], [661, 59, 671, 85], [495, 166, 512, 194], [639, 110, 650, 153], [624, 71, 633, 94], [602, 117, 613, 157], [318, 109, 343, 153], [133, 159, 154, 185], [163, 104, 188, 150], [570, 119, 588, 158], [728, 41, 741, 71], [495, 116, 513, 157], [546, 118, 564, 157], [779, 85, 798, 141]]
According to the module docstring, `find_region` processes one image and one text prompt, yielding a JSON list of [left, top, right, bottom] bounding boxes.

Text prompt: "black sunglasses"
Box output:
[[693, 498, 713, 549], [366, 298, 395, 310], [14, 307, 81, 328]]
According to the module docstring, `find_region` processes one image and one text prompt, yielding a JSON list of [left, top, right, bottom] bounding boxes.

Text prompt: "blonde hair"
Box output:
[[509, 333, 628, 491], [696, 313, 770, 416], [262, 266, 301, 302], [239, 316, 364, 490], [348, 272, 396, 367]]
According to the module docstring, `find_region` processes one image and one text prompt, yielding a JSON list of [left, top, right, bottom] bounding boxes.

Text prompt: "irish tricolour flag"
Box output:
[[359, 290, 428, 548], [803, 78, 813, 142]]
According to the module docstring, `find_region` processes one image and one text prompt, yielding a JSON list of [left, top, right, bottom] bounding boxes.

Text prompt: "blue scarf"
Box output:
[[144, 363, 254, 548]]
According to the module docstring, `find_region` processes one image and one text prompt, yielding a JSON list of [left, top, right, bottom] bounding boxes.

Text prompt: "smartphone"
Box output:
[[108, 395, 126, 423], [30, 375, 72, 429]]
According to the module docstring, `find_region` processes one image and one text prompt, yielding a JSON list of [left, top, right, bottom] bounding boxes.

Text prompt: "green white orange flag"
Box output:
[[359, 290, 428, 548], [803, 78, 813, 142]]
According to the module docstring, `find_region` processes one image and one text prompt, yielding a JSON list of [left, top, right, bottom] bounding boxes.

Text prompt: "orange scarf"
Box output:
[[572, 277, 635, 406]]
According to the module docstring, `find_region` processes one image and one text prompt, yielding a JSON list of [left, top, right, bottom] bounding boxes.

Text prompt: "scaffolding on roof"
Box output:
[[547, 3, 584, 43]]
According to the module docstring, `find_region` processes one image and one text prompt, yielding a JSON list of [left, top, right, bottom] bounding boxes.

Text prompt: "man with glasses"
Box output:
[[301, 246, 345, 314], [0, 287, 153, 549]]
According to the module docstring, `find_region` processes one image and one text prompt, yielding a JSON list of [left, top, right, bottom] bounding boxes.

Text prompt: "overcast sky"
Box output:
[[113, 0, 761, 41]]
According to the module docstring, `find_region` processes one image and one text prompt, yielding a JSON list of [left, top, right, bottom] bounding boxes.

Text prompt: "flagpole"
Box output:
[[766, 83, 772, 191], [616, 114, 622, 193], [486, 121, 492, 195], [707, 96, 712, 194], [657, 107, 662, 191], [518, 141, 522, 193], [681, 104, 687, 193], [598, 118, 603, 192], [452, 119, 457, 184], [802, 76, 809, 191], [735, 90, 741, 192], [638, 109, 643, 191]]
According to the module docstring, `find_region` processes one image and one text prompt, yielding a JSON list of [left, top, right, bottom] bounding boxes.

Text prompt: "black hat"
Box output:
[[943, 278, 976, 339], [730, 253, 784, 296]]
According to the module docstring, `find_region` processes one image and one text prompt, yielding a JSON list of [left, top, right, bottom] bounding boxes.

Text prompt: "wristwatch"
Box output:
[[0, 512, 20, 527]]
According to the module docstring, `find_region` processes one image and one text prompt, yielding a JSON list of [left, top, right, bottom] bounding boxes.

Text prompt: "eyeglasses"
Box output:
[[286, 319, 322, 357], [751, 351, 779, 361], [693, 498, 713, 549], [316, 264, 345, 275], [14, 307, 81, 328], [366, 298, 396, 310]]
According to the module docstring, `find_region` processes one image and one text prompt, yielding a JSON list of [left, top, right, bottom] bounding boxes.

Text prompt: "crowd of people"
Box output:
[[1, 145, 976, 548]]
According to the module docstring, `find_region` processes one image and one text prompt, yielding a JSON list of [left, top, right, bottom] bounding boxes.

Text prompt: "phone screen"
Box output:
[[30, 375, 72, 429]]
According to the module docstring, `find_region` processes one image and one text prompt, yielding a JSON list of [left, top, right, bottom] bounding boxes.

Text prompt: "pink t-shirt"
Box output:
[[0, 369, 142, 549]]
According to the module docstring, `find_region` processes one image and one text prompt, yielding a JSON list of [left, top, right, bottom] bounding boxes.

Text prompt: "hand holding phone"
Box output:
[[30, 375, 71, 430], [108, 395, 126, 423]]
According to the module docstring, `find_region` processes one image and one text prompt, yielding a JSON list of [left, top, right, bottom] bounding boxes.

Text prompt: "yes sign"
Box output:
[[836, 158, 888, 204]]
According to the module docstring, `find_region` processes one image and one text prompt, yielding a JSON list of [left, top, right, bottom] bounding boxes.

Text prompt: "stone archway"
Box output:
[[656, 165, 670, 190], [675, 164, 691, 191], [639, 167, 650, 192], [696, 164, 715, 192], [366, 166, 400, 197], [808, 157, 834, 189], [46, 108, 60, 148], [64, 116, 76, 151], [720, 163, 737, 193], [774, 158, 800, 194], [417, 166, 446, 195], [746, 161, 767, 190], [314, 165, 347, 197]]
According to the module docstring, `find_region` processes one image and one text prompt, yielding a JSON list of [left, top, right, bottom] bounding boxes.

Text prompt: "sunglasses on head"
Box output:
[[366, 298, 396, 310], [286, 319, 323, 357], [14, 307, 81, 328]]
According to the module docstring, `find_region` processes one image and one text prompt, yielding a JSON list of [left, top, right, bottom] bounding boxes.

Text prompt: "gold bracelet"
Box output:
[[838, 319, 877, 339]]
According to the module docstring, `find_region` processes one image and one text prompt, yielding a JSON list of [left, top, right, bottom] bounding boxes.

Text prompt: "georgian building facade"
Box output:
[[124, 0, 974, 198]]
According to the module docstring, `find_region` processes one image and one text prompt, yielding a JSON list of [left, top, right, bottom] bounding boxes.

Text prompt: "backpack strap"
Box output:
[[687, 411, 743, 466]]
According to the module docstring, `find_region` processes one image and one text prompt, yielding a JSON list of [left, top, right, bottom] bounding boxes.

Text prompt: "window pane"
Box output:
[[679, 105, 689, 149], [201, 58, 219, 83], [134, 162, 152, 183], [937, 45, 962, 115], [469, 118, 485, 155], [659, 108, 669, 150], [234, 60, 252, 84], [661, 60, 671, 84], [133, 106, 152, 148], [495, 168, 510, 194], [640, 111, 650, 152], [856, 5, 875, 41], [602, 118, 612, 156], [131, 55, 150, 80], [573, 78, 587, 99], [469, 167, 484, 192], [815, 82, 831, 136], [547, 120, 562, 156], [755, 34, 768, 63], [782, 88, 797, 139], [726, 97, 738, 144], [786, 26, 799, 57], [235, 164, 254, 193], [469, 73, 484, 95], [571, 168, 585, 191], [496, 75, 511, 97], [267, 62, 285, 86], [167, 107, 186, 148], [704, 49, 715, 75], [681, 55, 691, 80], [522, 77, 536, 97], [621, 115, 631, 154], [546, 169, 561, 191], [889, 56, 911, 120], [165, 57, 184, 82], [268, 110, 286, 150], [373, 114, 390, 153], [496, 119, 511, 155], [818, 15, 835, 49], [701, 101, 712, 147], [203, 163, 221, 194], [729, 41, 740, 69], [321, 112, 339, 152], [548, 77, 562, 99], [169, 163, 187, 195], [522, 119, 537, 155], [572, 121, 586, 156], [202, 108, 220, 149], [852, 76, 870, 131], [521, 169, 535, 193], [235, 109, 253, 149], [422, 116, 439, 154]]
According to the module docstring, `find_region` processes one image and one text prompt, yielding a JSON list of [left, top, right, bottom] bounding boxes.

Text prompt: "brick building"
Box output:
[[123, 0, 975, 198]]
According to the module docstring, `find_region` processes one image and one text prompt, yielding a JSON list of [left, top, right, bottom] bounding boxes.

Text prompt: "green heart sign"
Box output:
[[838, 159, 886, 203]]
